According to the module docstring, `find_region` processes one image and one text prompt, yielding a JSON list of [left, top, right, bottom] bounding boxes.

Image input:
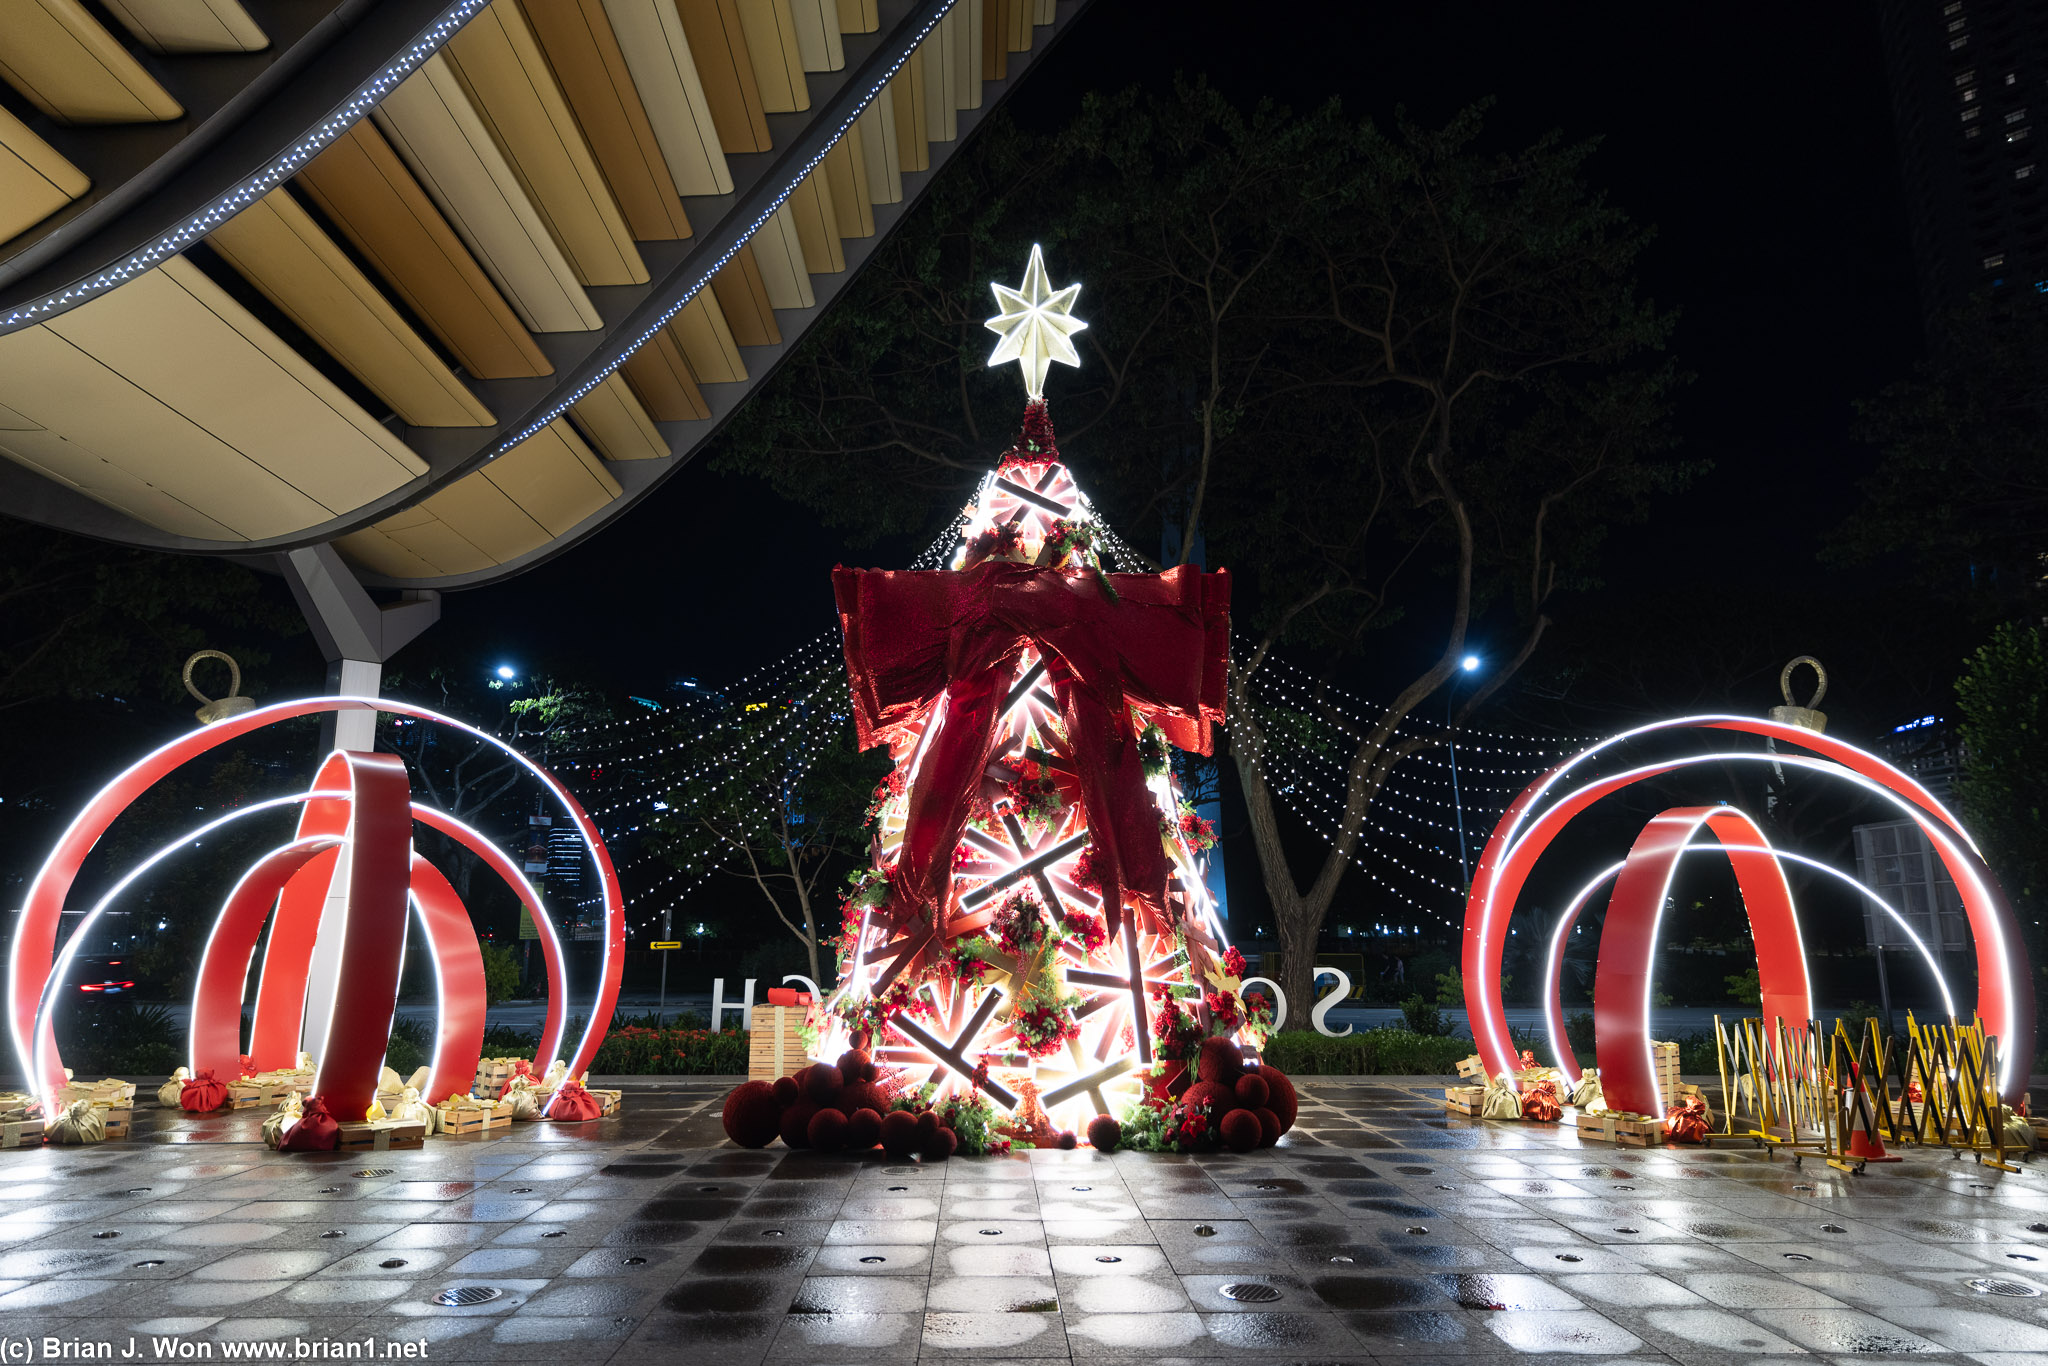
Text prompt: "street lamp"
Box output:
[[495, 664, 517, 680], [1448, 654, 1482, 892]]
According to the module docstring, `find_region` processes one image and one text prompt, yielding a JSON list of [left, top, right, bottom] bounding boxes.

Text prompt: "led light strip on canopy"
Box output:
[[11, 696, 622, 1117], [1461, 714, 2035, 1104]]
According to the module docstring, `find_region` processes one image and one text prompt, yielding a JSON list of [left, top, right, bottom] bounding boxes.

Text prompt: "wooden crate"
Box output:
[[337, 1119, 427, 1152], [590, 1088, 623, 1117], [1441, 1085, 1484, 1117], [1455, 1054, 1486, 1082], [97, 1105, 132, 1140], [749, 1005, 807, 1080], [438, 1102, 513, 1135], [0, 1119, 38, 1149], [1576, 1110, 1664, 1148]]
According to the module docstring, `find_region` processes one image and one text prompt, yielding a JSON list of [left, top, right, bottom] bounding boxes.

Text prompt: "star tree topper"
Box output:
[[985, 244, 1087, 399]]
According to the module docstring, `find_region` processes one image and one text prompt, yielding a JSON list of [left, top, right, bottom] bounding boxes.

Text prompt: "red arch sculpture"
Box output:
[[12, 697, 623, 1112], [1461, 715, 2034, 1104], [1592, 807, 1810, 1117]]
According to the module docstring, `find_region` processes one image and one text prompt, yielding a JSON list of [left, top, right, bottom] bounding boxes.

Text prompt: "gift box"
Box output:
[[748, 1002, 808, 1081], [337, 1119, 427, 1152], [96, 1104, 133, 1140], [472, 1060, 517, 1098], [228, 1081, 291, 1110], [438, 1100, 513, 1135], [1441, 1085, 1485, 1117], [1575, 1109, 1664, 1147]]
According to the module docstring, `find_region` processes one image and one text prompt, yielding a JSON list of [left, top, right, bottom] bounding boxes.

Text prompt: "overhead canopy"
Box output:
[[0, 0, 1083, 588]]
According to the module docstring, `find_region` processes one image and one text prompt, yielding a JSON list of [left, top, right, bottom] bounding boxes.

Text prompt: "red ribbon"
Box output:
[[835, 559, 1228, 942], [1665, 1094, 1709, 1143], [1520, 1080, 1562, 1122]]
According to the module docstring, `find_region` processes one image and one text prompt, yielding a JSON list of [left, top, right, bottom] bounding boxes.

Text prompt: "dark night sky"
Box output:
[[396, 0, 1930, 735]]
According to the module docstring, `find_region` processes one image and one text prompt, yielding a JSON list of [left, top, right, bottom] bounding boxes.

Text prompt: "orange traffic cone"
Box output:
[[1845, 1101, 1900, 1162]]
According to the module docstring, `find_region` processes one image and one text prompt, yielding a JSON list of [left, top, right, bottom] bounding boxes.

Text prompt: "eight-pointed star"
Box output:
[[985, 244, 1087, 399]]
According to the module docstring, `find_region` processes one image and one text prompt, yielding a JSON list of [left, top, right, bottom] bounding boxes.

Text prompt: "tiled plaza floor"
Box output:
[[1, 1076, 2045, 1364]]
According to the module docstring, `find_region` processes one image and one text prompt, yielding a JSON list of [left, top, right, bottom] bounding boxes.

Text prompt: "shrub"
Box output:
[[1724, 966, 1761, 1006], [1565, 1010, 1596, 1056], [590, 1025, 749, 1074], [481, 1024, 539, 1056], [1400, 994, 1449, 1036], [384, 1017, 432, 1075], [479, 941, 521, 1005], [1262, 1027, 1472, 1075], [66, 999, 181, 1076]]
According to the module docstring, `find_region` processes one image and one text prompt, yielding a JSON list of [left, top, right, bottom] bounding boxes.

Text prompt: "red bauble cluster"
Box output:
[[720, 1049, 956, 1159], [1161, 1037, 1295, 1152]]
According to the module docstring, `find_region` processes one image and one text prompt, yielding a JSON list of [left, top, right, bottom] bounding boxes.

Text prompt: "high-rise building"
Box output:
[[1877, 0, 2048, 316]]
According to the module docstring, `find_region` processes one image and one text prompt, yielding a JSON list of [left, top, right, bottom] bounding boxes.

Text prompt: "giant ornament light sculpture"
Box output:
[[10, 697, 624, 1121], [1461, 712, 2035, 1112]]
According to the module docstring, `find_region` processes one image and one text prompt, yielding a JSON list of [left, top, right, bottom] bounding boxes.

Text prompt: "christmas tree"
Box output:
[[805, 246, 1271, 1139]]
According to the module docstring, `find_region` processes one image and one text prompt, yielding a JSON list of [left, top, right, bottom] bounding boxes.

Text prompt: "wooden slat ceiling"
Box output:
[[0, 0, 1080, 586]]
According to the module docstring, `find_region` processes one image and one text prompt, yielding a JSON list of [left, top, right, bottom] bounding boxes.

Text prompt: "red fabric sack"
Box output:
[[180, 1068, 228, 1113], [280, 1096, 340, 1152], [549, 1080, 603, 1122], [237, 1054, 259, 1079]]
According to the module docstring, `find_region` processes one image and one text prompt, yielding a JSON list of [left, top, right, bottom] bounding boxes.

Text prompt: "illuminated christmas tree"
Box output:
[[807, 247, 1270, 1137]]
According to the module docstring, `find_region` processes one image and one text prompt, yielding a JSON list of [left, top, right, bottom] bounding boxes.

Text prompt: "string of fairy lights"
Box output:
[[501, 499, 1589, 935]]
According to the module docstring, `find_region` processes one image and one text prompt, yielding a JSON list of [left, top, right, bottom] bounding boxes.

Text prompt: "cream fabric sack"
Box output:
[[393, 1087, 437, 1135], [262, 1092, 303, 1149], [1480, 1072, 1523, 1120], [506, 1078, 546, 1121], [157, 1067, 190, 1108], [48, 1099, 105, 1145]]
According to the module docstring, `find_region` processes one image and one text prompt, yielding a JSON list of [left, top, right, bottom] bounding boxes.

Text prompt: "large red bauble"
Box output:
[[836, 1049, 871, 1084], [1254, 1106, 1282, 1147], [1219, 1108, 1261, 1153], [800, 1063, 843, 1106], [1182, 1079, 1234, 1119], [1086, 1114, 1121, 1152], [1234, 1072, 1270, 1109], [1196, 1036, 1244, 1085], [771, 1076, 799, 1107], [1262, 1068, 1299, 1131], [779, 1099, 819, 1148], [922, 1125, 958, 1160], [721, 1081, 780, 1148], [807, 1107, 849, 1152], [880, 1109, 920, 1159], [847, 1108, 883, 1149]]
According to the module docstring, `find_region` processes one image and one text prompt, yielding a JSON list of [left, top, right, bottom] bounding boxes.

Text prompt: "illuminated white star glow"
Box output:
[[985, 244, 1087, 399]]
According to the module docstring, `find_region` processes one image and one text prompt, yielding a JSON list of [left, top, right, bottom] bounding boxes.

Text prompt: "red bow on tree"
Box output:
[[1664, 1094, 1709, 1144], [835, 559, 1228, 943]]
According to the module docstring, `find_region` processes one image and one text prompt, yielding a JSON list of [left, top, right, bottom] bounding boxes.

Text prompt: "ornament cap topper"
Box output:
[[985, 244, 1087, 400]]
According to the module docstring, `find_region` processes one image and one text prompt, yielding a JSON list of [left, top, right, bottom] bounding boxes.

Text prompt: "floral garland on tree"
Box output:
[[1005, 772, 1066, 831], [1167, 802, 1218, 852], [1149, 985, 1205, 1062]]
